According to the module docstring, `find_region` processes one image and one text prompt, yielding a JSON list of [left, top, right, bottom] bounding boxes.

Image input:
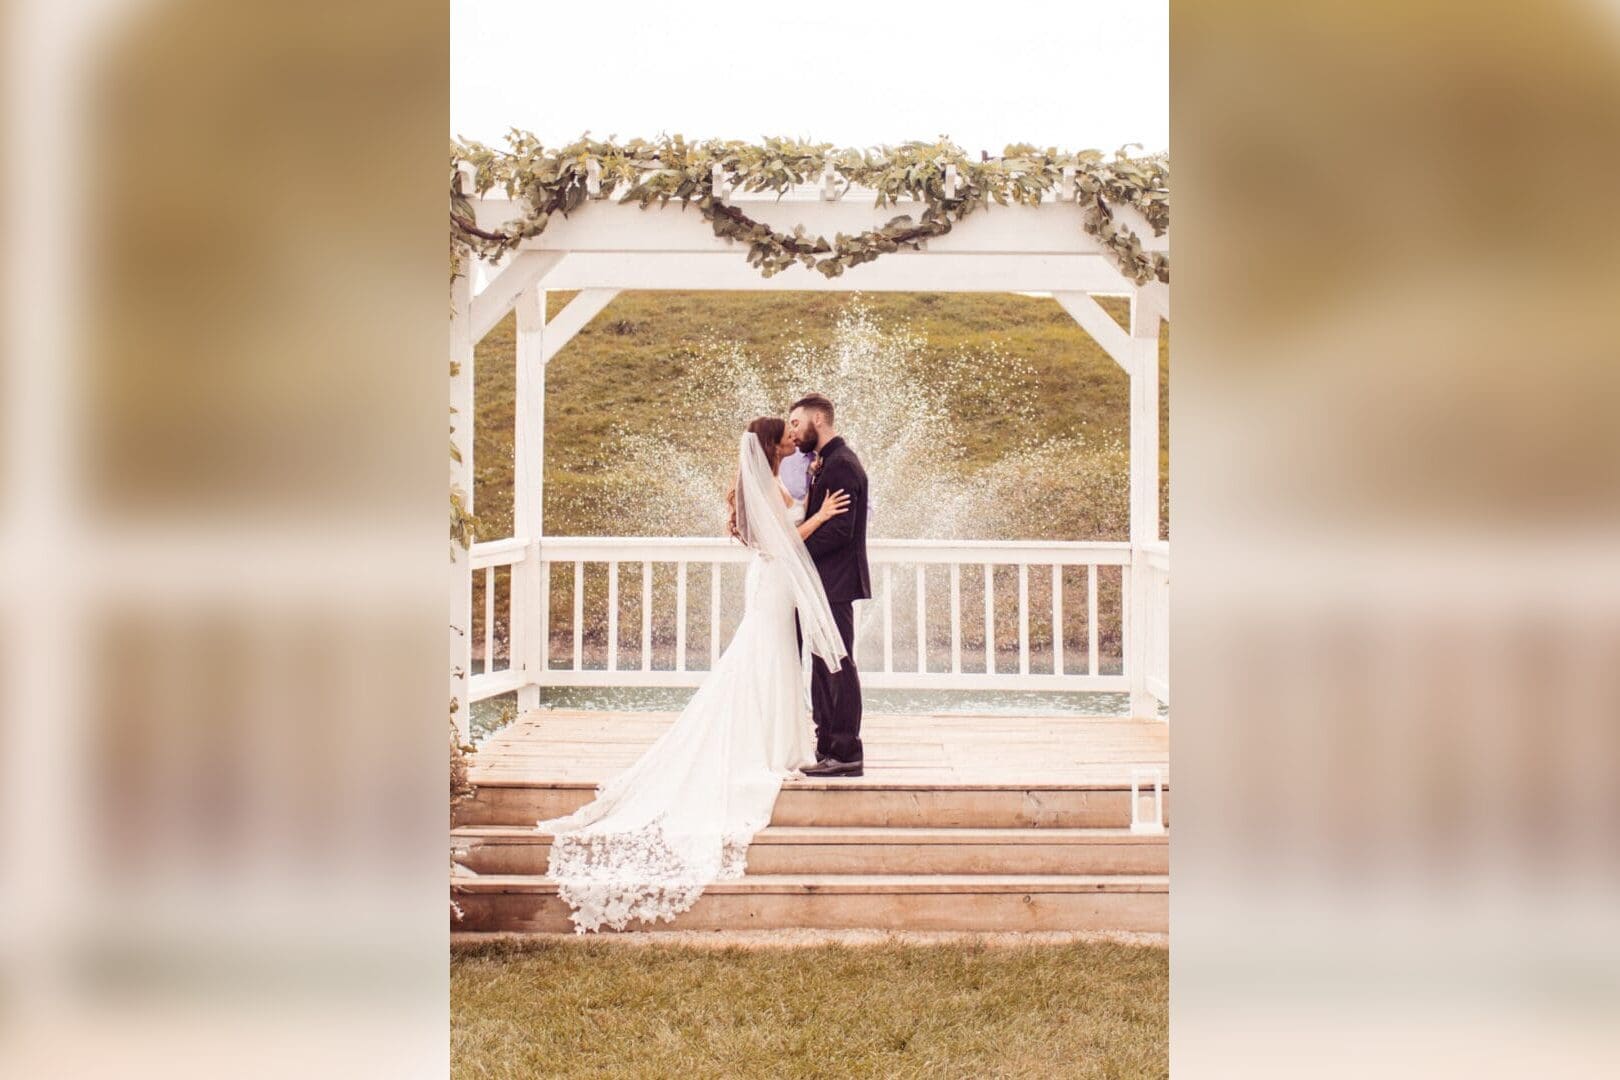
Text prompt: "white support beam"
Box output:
[[1052, 290, 1135, 375], [513, 286, 546, 711], [543, 253, 1133, 294], [449, 256, 475, 740], [1136, 281, 1170, 326], [541, 288, 620, 364], [1129, 298, 1163, 545], [1126, 300, 1164, 720], [470, 251, 565, 343], [470, 193, 1167, 256]]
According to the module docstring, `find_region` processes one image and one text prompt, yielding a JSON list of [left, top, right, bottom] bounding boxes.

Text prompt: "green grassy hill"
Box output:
[[473, 291, 1167, 541]]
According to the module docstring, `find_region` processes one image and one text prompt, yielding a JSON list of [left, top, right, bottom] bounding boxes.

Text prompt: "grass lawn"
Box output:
[[451, 937, 1167, 1078]]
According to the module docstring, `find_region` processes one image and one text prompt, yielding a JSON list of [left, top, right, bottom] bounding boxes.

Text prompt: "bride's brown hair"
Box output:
[[727, 416, 786, 541], [745, 416, 787, 475]]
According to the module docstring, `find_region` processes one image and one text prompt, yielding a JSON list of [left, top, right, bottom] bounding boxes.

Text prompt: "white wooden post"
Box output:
[[1127, 291, 1162, 718], [1053, 289, 1163, 712], [449, 252, 475, 741], [513, 286, 546, 711]]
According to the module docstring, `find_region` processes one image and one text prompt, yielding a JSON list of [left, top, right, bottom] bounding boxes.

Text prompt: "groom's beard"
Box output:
[[797, 430, 820, 453]]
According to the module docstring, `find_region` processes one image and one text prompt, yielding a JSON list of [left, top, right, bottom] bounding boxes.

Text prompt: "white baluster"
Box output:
[[1131, 767, 1166, 835], [710, 563, 721, 666], [607, 560, 619, 672], [1088, 563, 1099, 677], [882, 563, 894, 674], [1018, 563, 1030, 676], [539, 558, 550, 675], [916, 564, 927, 674], [1052, 563, 1064, 677], [572, 561, 583, 671], [950, 563, 962, 674], [483, 566, 495, 674], [641, 561, 653, 671], [984, 563, 995, 675], [1120, 564, 1131, 681], [675, 561, 688, 673]]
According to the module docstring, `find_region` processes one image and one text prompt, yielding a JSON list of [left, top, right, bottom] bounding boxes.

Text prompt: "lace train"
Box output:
[[545, 811, 767, 932], [537, 537, 817, 933]]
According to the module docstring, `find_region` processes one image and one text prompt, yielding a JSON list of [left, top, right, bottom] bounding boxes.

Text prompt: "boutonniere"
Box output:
[[808, 455, 824, 482]]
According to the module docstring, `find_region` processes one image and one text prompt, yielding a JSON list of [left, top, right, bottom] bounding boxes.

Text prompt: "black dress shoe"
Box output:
[[802, 756, 864, 778]]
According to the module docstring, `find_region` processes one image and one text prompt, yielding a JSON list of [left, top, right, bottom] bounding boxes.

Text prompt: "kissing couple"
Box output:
[[536, 394, 870, 932]]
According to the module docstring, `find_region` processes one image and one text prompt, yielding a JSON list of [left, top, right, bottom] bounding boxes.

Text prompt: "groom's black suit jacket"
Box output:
[[802, 436, 871, 603]]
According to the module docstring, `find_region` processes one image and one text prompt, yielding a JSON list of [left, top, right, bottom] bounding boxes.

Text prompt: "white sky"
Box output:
[[451, 1, 1167, 156]]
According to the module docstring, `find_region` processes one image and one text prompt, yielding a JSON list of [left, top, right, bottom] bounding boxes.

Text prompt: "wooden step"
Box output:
[[455, 780, 1170, 830], [452, 873, 1168, 934], [453, 825, 1168, 877]]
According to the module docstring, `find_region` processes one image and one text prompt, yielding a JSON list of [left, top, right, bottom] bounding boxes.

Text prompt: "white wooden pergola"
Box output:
[[450, 166, 1168, 739]]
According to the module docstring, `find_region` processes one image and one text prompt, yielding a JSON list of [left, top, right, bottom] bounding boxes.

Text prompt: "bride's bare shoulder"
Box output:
[[777, 480, 795, 507]]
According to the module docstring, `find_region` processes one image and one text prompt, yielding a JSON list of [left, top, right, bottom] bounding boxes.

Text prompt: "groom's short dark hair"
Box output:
[[791, 394, 835, 423]]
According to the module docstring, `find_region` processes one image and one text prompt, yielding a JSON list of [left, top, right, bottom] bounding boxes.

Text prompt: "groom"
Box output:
[[789, 394, 870, 778]]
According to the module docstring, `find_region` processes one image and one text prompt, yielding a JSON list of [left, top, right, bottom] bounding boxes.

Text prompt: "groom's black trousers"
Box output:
[[798, 601, 863, 762]]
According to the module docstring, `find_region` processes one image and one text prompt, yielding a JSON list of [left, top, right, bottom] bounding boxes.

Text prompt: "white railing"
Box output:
[[1140, 540, 1170, 707], [467, 536, 526, 701], [466, 536, 1168, 703]]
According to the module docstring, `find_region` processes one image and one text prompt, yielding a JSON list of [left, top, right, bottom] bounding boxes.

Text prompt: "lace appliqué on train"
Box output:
[[545, 813, 766, 933]]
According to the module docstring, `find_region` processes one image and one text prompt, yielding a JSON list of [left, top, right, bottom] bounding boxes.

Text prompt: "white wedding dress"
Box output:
[[537, 434, 848, 933]]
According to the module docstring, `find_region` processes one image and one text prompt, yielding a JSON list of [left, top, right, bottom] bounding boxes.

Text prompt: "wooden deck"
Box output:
[[471, 709, 1170, 788], [456, 708, 1169, 933]]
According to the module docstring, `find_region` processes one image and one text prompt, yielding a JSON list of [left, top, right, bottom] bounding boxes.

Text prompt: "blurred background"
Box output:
[[1173, 1, 1620, 1076], [2, 1, 446, 1076], [1, 1, 1617, 1077]]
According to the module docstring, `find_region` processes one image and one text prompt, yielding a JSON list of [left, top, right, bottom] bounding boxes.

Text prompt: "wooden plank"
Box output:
[[453, 884, 1167, 934], [468, 709, 1170, 793]]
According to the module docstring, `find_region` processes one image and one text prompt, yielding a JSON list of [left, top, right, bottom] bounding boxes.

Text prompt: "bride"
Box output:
[[537, 417, 853, 933]]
